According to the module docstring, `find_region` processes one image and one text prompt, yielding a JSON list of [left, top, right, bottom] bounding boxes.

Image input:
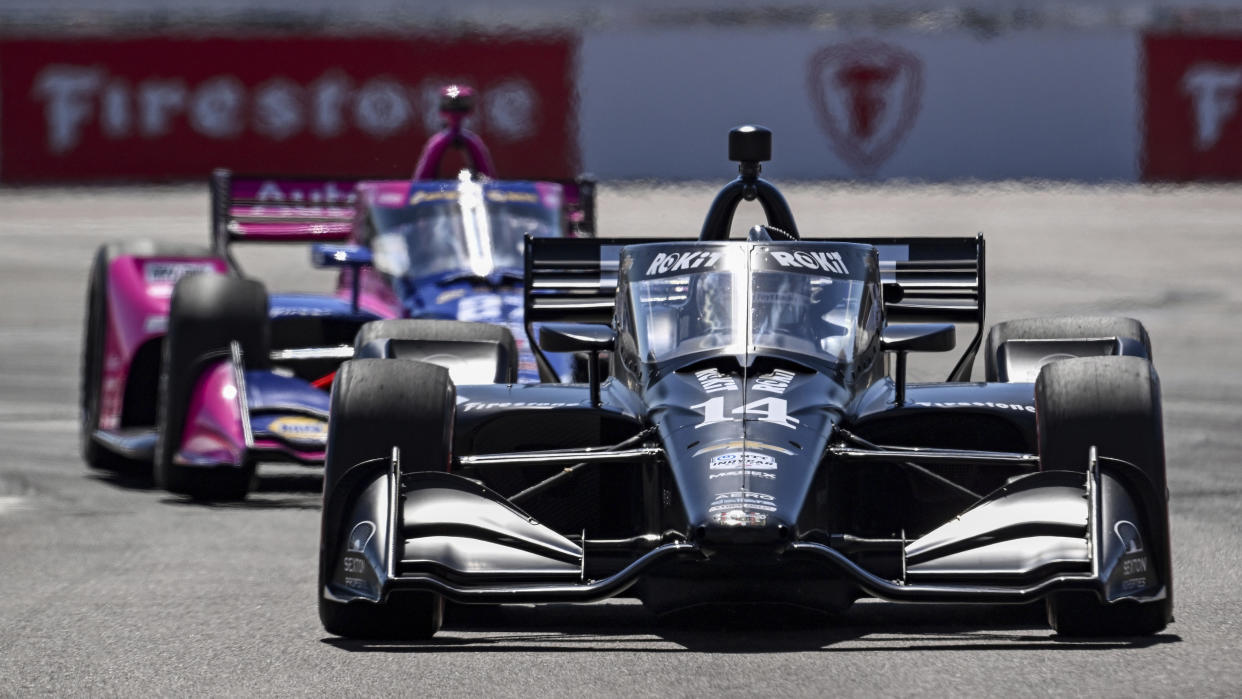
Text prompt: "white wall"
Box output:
[[579, 29, 1140, 181]]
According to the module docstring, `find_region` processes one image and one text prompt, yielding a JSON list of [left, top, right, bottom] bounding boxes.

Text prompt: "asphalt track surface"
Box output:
[[1, 183, 1240, 696]]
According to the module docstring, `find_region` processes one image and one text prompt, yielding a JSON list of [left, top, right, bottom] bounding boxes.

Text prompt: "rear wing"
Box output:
[[840, 235, 985, 381], [524, 234, 984, 381], [209, 170, 359, 268], [210, 170, 597, 264]]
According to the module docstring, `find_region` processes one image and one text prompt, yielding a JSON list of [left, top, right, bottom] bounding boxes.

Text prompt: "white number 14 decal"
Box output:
[[690, 396, 800, 429]]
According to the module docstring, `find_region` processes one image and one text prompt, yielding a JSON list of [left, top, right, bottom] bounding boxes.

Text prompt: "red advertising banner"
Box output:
[[0, 36, 576, 182], [1144, 34, 1242, 180]]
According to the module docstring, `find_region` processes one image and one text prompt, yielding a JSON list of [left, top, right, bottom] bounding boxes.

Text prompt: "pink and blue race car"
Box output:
[[79, 85, 595, 500]]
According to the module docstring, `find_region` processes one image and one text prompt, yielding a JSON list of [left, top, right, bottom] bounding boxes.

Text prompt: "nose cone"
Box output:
[[680, 422, 833, 551], [650, 366, 844, 552], [689, 443, 797, 549], [695, 495, 794, 549]]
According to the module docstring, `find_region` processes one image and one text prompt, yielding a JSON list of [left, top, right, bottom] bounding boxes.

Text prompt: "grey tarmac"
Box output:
[[1, 183, 1239, 696]]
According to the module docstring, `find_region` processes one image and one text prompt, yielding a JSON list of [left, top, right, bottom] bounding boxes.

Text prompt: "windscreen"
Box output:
[[620, 243, 879, 367], [369, 177, 562, 280]]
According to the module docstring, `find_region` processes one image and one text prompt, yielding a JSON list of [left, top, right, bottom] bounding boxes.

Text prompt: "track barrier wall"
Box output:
[[0, 27, 1240, 182], [579, 29, 1140, 181]]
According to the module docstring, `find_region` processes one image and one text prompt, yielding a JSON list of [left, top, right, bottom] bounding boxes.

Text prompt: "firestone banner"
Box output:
[[0, 36, 576, 182], [1143, 34, 1242, 181]]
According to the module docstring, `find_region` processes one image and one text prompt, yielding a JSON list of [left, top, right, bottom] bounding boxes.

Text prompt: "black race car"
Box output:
[[318, 126, 1171, 639]]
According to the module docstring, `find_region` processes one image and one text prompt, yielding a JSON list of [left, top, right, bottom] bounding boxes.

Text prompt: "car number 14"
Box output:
[[691, 396, 800, 429]]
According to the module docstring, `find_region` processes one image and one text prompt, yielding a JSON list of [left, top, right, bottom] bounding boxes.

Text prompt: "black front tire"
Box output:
[[154, 274, 269, 501], [1044, 592, 1169, 638], [81, 244, 129, 471], [319, 358, 454, 639], [1036, 356, 1171, 636], [320, 594, 445, 641]]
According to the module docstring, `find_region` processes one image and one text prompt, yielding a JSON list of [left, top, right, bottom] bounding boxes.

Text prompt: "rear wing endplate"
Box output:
[[524, 234, 985, 381]]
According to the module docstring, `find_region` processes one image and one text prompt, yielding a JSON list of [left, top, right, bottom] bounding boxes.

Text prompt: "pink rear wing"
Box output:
[[210, 170, 363, 255], [210, 169, 597, 258]]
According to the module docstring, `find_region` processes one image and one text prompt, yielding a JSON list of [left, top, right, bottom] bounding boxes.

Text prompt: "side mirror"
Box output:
[[881, 323, 955, 353], [312, 244, 373, 313], [311, 244, 373, 269], [539, 323, 616, 353], [881, 323, 956, 405], [539, 324, 615, 407]]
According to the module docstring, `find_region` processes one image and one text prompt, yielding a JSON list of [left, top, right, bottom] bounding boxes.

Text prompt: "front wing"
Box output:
[[322, 444, 1168, 610]]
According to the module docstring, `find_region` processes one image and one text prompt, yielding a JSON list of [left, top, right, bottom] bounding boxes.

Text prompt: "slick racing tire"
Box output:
[[353, 318, 519, 384], [1035, 356, 1171, 636], [351, 320, 520, 627], [984, 316, 1152, 382], [80, 241, 213, 471], [154, 274, 269, 501], [319, 358, 454, 639]]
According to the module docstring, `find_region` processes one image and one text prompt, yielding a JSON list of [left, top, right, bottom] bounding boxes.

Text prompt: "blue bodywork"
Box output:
[[260, 179, 572, 426], [246, 370, 332, 417], [269, 293, 381, 322], [319, 178, 575, 383]]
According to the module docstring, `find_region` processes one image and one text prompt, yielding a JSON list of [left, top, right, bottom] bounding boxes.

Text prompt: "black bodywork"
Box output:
[[320, 127, 1170, 624]]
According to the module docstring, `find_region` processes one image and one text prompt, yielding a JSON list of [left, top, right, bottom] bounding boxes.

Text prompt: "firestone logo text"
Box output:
[[32, 66, 539, 155]]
